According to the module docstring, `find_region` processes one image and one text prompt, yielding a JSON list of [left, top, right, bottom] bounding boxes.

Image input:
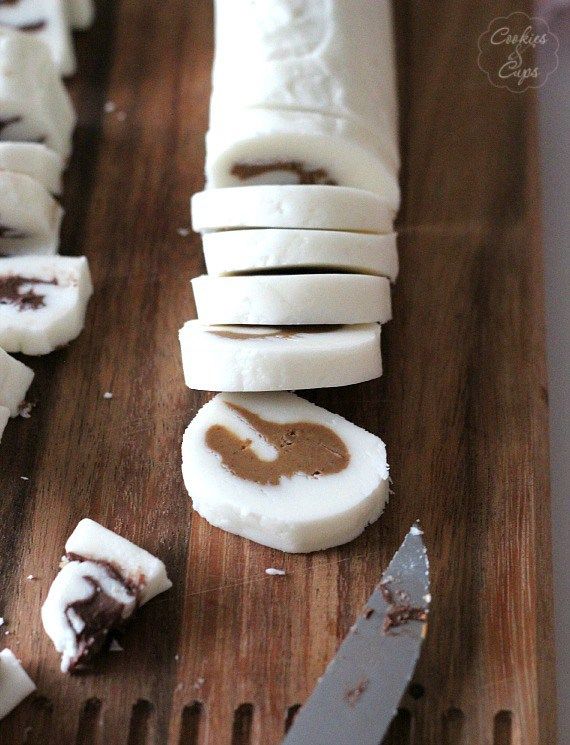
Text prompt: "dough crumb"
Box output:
[[103, 391, 113, 400], [265, 568, 286, 576]]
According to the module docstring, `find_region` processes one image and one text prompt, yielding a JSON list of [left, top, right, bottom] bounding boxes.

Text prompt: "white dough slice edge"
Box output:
[[0, 171, 63, 255], [0, 649, 36, 721], [181, 392, 390, 553], [191, 273, 392, 325], [0, 347, 34, 416], [0, 143, 63, 195], [191, 185, 395, 234], [203, 229, 398, 280], [179, 320, 382, 391], [0, 405, 9, 443]]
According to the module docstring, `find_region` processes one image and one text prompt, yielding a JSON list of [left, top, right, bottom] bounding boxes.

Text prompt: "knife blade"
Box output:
[[283, 523, 430, 745]]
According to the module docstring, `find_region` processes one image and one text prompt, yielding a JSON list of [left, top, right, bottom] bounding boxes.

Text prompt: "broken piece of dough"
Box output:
[[41, 519, 172, 673], [182, 392, 389, 552]]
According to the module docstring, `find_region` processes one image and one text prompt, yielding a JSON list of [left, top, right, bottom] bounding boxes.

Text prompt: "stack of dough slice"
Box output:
[[180, 0, 399, 552]]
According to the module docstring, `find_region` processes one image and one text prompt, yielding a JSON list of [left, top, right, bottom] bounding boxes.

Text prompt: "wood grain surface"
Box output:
[[0, 0, 556, 743]]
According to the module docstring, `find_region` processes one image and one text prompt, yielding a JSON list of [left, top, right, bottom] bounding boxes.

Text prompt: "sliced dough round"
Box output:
[[191, 273, 392, 325], [203, 229, 398, 280], [179, 320, 382, 391], [205, 109, 399, 207], [0, 255, 93, 355], [191, 184, 394, 234], [0, 143, 63, 195], [0, 171, 63, 255], [182, 392, 389, 552], [0, 347, 34, 416]]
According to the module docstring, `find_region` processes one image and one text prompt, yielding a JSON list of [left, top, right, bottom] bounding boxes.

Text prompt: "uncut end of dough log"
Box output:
[[191, 273, 392, 326], [0, 346, 34, 416], [208, 0, 399, 202], [205, 110, 399, 206], [203, 228, 399, 280], [179, 320, 382, 391], [0, 29, 76, 158], [191, 184, 395, 234], [0, 255, 94, 355], [182, 392, 390, 553], [0, 171, 63, 255], [42, 519, 172, 673], [0, 143, 64, 195], [0, 649, 36, 721]]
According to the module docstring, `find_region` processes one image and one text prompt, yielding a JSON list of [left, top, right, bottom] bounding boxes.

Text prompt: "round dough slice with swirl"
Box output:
[[182, 392, 389, 553]]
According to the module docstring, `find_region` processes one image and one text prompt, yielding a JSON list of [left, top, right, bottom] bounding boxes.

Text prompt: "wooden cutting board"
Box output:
[[0, 0, 557, 743]]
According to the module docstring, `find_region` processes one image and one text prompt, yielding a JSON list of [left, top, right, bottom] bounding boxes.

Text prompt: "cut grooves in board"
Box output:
[[127, 700, 154, 745], [231, 704, 254, 745], [179, 702, 203, 745], [284, 704, 301, 733], [443, 708, 464, 744], [381, 708, 412, 744], [494, 711, 513, 745], [75, 698, 101, 745]]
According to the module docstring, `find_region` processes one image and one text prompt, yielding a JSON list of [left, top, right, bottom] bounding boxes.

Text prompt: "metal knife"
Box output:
[[283, 524, 430, 745]]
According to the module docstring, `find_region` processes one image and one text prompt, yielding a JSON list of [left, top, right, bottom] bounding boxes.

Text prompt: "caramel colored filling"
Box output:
[[208, 325, 340, 341], [205, 402, 350, 486], [231, 160, 337, 186]]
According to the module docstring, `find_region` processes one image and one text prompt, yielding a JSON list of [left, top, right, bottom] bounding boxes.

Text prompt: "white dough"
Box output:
[[65, 519, 173, 604], [0, 649, 36, 721], [0, 346, 34, 416], [207, 0, 398, 202], [0, 255, 93, 355], [0, 171, 63, 255], [179, 320, 382, 391], [0, 143, 63, 195], [0, 29, 76, 157], [191, 185, 394, 234], [210, 0, 397, 149], [205, 110, 399, 205], [0, 0, 76, 76], [0, 404, 8, 442], [203, 229, 398, 280], [66, 0, 94, 29], [191, 273, 392, 326], [181, 392, 390, 552]]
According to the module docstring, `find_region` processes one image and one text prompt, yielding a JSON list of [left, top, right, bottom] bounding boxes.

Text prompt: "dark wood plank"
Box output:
[[0, 0, 555, 743]]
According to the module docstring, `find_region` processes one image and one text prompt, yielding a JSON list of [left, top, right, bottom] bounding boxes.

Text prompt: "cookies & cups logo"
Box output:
[[478, 12, 559, 91]]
